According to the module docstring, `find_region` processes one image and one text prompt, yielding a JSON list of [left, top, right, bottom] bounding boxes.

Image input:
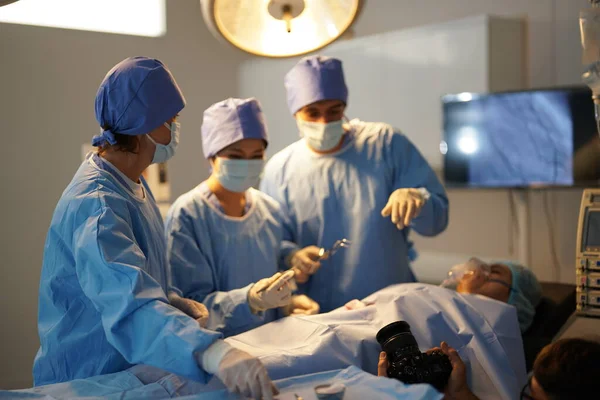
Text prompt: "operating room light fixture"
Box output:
[[200, 0, 362, 58], [0, 0, 165, 37]]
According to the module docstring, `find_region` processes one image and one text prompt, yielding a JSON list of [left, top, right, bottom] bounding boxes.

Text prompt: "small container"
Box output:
[[314, 383, 346, 400]]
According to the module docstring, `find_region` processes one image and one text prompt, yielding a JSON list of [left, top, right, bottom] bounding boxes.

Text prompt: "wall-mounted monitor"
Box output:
[[442, 86, 600, 188]]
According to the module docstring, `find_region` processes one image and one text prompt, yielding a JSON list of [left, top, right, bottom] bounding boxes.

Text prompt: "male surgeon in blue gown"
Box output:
[[260, 55, 449, 312]]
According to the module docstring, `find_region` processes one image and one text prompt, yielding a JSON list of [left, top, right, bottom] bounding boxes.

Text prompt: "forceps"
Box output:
[[318, 238, 352, 260], [257, 239, 352, 293]]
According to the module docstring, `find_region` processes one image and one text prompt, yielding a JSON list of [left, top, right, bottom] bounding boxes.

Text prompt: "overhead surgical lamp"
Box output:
[[200, 0, 362, 58]]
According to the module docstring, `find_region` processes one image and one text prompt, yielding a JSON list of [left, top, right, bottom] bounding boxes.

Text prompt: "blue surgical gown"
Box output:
[[260, 120, 449, 312], [34, 154, 221, 386], [165, 184, 285, 337]]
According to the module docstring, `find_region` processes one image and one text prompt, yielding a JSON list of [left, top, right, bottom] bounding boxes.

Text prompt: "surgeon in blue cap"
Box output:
[[165, 98, 320, 338], [35, 58, 277, 400], [260, 55, 450, 312]]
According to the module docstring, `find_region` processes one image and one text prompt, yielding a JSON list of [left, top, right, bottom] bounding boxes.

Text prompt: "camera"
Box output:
[[376, 321, 452, 392]]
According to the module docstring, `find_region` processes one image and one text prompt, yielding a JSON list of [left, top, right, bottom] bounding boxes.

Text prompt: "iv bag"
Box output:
[[581, 7, 600, 66]]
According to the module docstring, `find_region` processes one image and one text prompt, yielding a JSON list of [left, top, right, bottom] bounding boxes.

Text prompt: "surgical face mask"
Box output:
[[148, 121, 180, 164], [441, 258, 513, 294], [214, 158, 265, 192], [297, 119, 345, 152]]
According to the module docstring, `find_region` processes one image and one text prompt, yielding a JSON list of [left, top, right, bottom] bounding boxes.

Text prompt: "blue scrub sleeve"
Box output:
[[390, 133, 449, 237], [165, 208, 266, 335], [260, 171, 300, 268], [201, 285, 270, 336], [73, 206, 221, 383]]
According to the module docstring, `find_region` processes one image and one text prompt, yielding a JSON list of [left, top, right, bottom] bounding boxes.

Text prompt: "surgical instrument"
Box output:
[[318, 239, 351, 260]]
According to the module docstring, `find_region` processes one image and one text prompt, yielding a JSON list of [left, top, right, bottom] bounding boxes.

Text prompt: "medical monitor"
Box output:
[[576, 189, 600, 317], [442, 86, 600, 188], [584, 210, 600, 252]]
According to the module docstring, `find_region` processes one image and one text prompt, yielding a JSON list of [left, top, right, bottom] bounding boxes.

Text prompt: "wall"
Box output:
[[0, 0, 592, 391], [0, 0, 247, 389]]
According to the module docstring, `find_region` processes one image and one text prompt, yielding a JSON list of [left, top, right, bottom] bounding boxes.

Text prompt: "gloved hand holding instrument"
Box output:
[[270, 239, 352, 286], [248, 270, 295, 312], [287, 239, 351, 278]]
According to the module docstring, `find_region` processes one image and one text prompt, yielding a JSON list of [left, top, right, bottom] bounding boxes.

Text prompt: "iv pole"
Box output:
[[513, 190, 532, 268]]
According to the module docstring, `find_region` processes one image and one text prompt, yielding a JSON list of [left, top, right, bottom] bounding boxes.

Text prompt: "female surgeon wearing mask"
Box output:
[[165, 97, 320, 338], [35, 58, 277, 400]]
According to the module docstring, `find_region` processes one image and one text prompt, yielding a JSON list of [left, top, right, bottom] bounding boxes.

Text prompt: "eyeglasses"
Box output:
[[520, 376, 535, 400]]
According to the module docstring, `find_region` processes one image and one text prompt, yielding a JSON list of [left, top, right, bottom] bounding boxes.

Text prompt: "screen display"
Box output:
[[585, 211, 600, 249], [443, 87, 600, 188]]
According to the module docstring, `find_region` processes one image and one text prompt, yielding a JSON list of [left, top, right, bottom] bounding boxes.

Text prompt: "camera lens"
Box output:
[[376, 321, 420, 359]]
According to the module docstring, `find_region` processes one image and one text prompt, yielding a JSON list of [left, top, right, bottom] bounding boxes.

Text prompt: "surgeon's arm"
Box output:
[[165, 206, 265, 336], [73, 207, 221, 382], [391, 132, 449, 236]]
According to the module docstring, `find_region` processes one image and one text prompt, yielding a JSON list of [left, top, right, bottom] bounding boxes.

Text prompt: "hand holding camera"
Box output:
[[376, 321, 452, 392], [376, 321, 480, 399]]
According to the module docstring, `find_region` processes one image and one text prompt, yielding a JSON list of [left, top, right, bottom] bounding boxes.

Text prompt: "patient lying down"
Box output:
[[226, 266, 536, 400], [346, 258, 542, 333], [352, 259, 542, 399]]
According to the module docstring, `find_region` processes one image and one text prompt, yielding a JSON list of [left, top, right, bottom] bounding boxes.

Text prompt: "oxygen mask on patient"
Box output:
[[440, 258, 491, 291]]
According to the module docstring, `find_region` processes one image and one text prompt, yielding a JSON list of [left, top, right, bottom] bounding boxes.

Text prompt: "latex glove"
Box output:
[[216, 348, 278, 400], [291, 267, 310, 284], [248, 271, 294, 313], [288, 245, 322, 275], [282, 294, 320, 316], [168, 293, 209, 328], [381, 188, 428, 230]]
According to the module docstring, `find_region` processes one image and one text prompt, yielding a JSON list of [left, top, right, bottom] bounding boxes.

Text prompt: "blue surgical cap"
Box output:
[[201, 98, 269, 159], [284, 55, 348, 115], [93, 56, 186, 147], [498, 261, 543, 332]]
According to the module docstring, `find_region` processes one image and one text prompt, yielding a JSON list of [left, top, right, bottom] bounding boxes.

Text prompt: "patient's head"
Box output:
[[525, 337, 600, 400], [448, 258, 542, 331]]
